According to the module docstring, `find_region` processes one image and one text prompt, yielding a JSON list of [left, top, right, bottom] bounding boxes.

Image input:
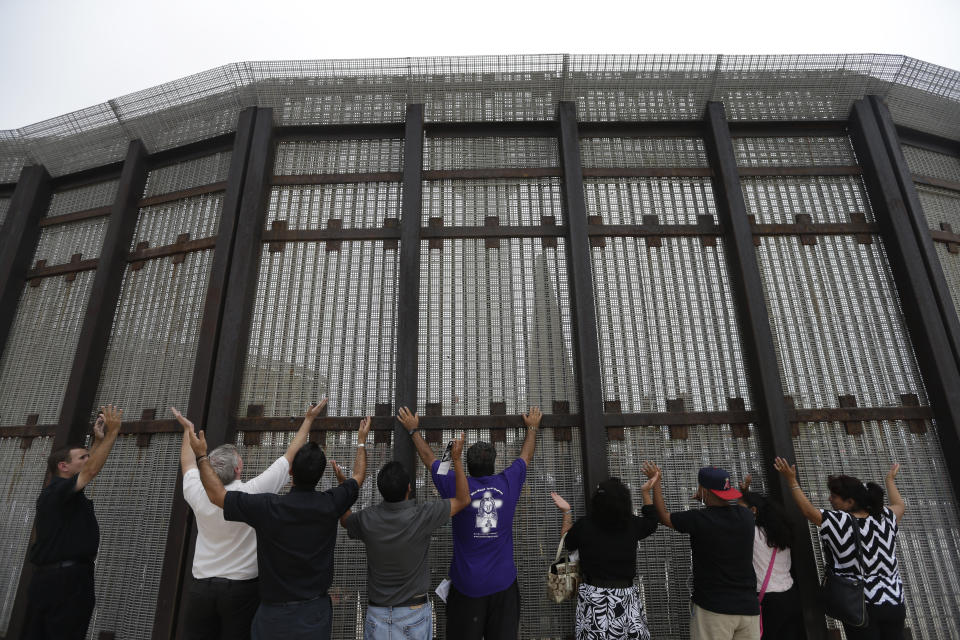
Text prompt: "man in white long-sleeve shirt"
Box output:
[[172, 400, 327, 640]]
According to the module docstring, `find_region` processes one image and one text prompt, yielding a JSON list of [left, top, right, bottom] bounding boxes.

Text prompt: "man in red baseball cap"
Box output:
[[644, 462, 760, 640]]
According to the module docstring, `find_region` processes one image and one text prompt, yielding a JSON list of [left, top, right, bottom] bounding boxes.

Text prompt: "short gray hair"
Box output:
[[208, 444, 241, 485]]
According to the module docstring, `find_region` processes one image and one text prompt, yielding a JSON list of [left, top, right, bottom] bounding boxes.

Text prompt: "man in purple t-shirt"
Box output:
[[400, 405, 542, 640]]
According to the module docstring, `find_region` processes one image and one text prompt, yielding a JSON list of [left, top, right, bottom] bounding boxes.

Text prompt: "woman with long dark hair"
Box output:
[[550, 472, 660, 640], [738, 476, 802, 639], [774, 458, 906, 640]]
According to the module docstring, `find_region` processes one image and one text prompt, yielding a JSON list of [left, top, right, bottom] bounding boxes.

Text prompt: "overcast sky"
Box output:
[[1, 0, 958, 129]]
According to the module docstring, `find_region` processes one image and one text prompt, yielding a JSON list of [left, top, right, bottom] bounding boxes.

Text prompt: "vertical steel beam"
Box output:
[[0, 165, 52, 361], [151, 107, 258, 640], [204, 108, 275, 447], [850, 98, 960, 500], [869, 96, 960, 373], [5, 141, 148, 640], [557, 101, 609, 501], [703, 101, 827, 640], [393, 104, 424, 491]]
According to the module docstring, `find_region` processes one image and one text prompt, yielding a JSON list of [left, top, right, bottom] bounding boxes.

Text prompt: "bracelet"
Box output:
[[409, 428, 419, 436], [197, 455, 208, 463], [562, 509, 571, 515], [358, 443, 366, 448], [791, 485, 802, 490]]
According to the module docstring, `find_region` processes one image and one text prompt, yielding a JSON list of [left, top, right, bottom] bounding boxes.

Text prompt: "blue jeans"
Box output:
[[365, 600, 432, 640], [251, 595, 332, 640]]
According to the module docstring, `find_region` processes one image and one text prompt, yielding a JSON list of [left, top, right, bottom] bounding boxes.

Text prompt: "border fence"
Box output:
[[1, 54, 959, 640]]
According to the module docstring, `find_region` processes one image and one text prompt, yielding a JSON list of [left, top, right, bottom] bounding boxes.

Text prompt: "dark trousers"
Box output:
[[446, 580, 520, 640], [252, 595, 332, 640], [182, 576, 260, 640], [759, 586, 802, 640], [842, 603, 907, 640], [23, 563, 95, 640]]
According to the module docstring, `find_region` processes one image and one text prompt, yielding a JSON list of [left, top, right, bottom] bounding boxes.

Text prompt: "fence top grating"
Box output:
[[0, 54, 957, 180]]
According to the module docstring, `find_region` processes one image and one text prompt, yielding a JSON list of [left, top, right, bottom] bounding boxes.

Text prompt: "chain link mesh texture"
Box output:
[[0, 436, 53, 636], [585, 177, 716, 225], [794, 422, 960, 639], [741, 176, 874, 224], [422, 178, 564, 226], [131, 194, 222, 248], [915, 185, 960, 231], [608, 425, 768, 639], [0, 271, 95, 426], [593, 238, 752, 412], [274, 139, 403, 175], [240, 241, 399, 418], [580, 138, 708, 169], [267, 183, 401, 230], [419, 238, 577, 416], [143, 151, 232, 197], [84, 433, 180, 640], [46, 180, 119, 218], [423, 137, 559, 171], [902, 145, 960, 184], [33, 218, 108, 264], [733, 137, 857, 167]]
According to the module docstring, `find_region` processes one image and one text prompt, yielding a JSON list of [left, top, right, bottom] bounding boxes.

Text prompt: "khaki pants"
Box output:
[[690, 603, 761, 640]]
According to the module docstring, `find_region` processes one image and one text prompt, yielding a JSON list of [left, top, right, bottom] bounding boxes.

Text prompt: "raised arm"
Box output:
[[640, 465, 659, 506], [332, 460, 352, 528], [189, 428, 226, 508], [87, 413, 105, 456], [350, 417, 371, 487], [550, 492, 574, 536], [171, 406, 196, 476], [519, 406, 542, 466], [76, 405, 122, 491], [286, 399, 327, 465], [643, 461, 673, 529], [774, 456, 822, 526], [449, 432, 469, 516], [398, 407, 437, 469], [885, 463, 905, 522]]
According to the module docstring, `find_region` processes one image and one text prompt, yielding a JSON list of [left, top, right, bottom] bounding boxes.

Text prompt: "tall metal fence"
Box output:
[[0, 56, 959, 640]]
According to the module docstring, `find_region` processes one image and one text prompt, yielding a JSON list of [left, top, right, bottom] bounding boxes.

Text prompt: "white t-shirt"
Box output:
[[753, 526, 793, 593], [182, 456, 290, 579]]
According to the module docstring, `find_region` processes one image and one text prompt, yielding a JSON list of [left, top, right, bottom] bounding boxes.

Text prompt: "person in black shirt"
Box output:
[[24, 404, 124, 640], [188, 413, 370, 640], [646, 461, 760, 640], [550, 472, 660, 640]]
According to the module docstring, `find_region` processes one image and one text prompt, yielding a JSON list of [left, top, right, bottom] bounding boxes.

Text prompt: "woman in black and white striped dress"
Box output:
[[774, 457, 907, 640]]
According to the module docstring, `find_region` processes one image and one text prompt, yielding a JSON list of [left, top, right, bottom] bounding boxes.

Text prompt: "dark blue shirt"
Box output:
[[29, 474, 99, 565]]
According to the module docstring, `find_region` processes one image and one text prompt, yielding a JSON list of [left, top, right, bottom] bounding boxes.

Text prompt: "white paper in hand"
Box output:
[[436, 440, 454, 475], [435, 578, 452, 603]]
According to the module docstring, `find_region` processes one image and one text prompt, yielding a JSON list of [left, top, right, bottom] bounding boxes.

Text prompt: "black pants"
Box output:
[[446, 580, 520, 640], [759, 586, 802, 640], [24, 563, 95, 640], [842, 603, 907, 640], [182, 576, 260, 640]]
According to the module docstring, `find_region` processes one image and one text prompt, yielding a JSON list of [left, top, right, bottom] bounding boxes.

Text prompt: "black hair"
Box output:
[[827, 474, 885, 518], [47, 445, 86, 476], [741, 491, 793, 550], [377, 461, 410, 502], [591, 477, 632, 531], [291, 442, 327, 488], [466, 441, 496, 477]]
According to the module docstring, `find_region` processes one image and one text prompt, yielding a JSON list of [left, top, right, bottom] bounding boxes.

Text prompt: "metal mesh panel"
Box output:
[[419, 238, 577, 415], [422, 179, 564, 226], [756, 236, 927, 408], [0, 436, 53, 636], [794, 422, 960, 640], [0, 271, 95, 426], [46, 179, 119, 218], [33, 217, 108, 264], [132, 194, 223, 248], [0, 197, 9, 227], [934, 243, 960, 327], [580, 137, 708, 169], [593, 238, 752, 412], [240, 242, 398, 417], [266, 183, 401, 230], [741, 176, 874, 224], [414, 427, 584, 639], [84, 433, 180, 640], [423, 137, 558, 171], [733, 137, 856, 167], [143, 151, 232, 197], [608, 425, 768, 640], [585, 178, 716, 225], [916, 186, 960, 232], [274, 139, 403, 175], [885, 58, 960, 140], [901, 145, 960, 184], [93, 250, 215, 421]]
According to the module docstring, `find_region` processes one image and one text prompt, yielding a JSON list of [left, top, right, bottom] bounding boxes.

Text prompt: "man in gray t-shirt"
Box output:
[[336, 428, 469, 640]]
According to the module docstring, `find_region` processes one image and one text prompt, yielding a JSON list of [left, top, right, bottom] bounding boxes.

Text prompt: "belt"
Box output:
[[33, 560, 92, 572], [263, 594, 326, 607], [195, 576, 259, 584], [584, 577, 633, 589], [369, 593, 428, 608]]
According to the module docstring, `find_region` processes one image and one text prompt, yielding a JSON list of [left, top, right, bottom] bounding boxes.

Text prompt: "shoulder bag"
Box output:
[[820, 514, 868, 627], [547, 532, 580, 603]]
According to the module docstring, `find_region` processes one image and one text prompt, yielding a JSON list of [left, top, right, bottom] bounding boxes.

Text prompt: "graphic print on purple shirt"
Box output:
[[431, 457, 527, 597]]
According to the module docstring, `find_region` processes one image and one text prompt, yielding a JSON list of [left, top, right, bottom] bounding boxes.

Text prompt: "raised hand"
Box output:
[[189, 429, 208, 458], [306, 399, 328, 420], [551, 492, 571, 512], [331, 460, 347, 485], [93, 414, 105, 441], [886, 463, 901, 481], [99, 405, 123, 434], [451, 432, 465, 459], [397, 406, 419, 433], [773, 456, 797, 483], [740, 473, 753, 494], [170, 406, 194, 433], [358, 416, 371, 443], [641, 467, 661, 492], [522, 406, 542, 429], [641, 461, 661, 481]]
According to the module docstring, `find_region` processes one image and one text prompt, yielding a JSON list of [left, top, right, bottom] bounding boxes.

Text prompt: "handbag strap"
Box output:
[[848, 513, 864, 575], [758, 547, 777, 602], [555, 532, 569, 564]]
